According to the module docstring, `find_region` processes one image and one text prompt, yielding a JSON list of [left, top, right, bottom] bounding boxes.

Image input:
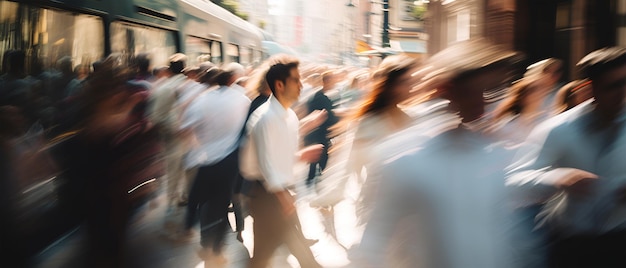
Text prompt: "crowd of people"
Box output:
[[2, 38, 626, 268]]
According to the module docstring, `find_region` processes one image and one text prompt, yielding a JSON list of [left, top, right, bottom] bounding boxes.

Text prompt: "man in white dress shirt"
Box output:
[[507, 47, 626, 267], [240, 55, 323, 268]]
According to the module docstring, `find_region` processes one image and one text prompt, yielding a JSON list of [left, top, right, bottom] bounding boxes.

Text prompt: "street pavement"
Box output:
[[31, 175, 364, 268]]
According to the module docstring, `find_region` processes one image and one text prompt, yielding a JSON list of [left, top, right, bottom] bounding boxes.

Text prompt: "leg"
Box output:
[[198, 152, 239, 253], [233, 193, 246, 242], [247, 184, 285, 268], [164, 143, 183, 208], [318, 144, 330, 171], [284, 213, 322, 268], [233, 173, 246, 240], [185, 166, 208, 230], [182, 167, 199, 205], [306, 162, 318, 187]]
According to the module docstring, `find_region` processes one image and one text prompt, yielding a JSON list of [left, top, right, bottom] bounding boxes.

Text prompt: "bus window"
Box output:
[[210, 41, 222, 65], [110, 22, 176, 68], [240, 47, 252, 67], [0, 1, 104, 75], [185, 36, 212, 66], [253, 49, 263, 66], [226, 43, 239, 63]]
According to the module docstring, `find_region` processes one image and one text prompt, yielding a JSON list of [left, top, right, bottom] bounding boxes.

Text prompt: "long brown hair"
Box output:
[[492, 78, 537, 122], [355, 56, 418, 118]]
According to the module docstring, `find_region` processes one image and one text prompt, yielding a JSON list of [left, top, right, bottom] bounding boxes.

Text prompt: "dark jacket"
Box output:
[[304, 90, 338, 145]]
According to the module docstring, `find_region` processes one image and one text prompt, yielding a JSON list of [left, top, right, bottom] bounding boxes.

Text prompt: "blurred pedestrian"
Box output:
[[304, 71, 339, 188], [507, 46, 626, 268], [349, 55, 420, 224], [180, 68, 250, 266], [356, 39, 522, 268]]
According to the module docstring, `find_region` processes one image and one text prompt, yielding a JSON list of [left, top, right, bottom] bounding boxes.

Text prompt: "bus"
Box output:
[[0, 0, 267, 73]]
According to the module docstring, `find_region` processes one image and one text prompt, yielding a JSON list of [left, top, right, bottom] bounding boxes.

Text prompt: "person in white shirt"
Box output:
[[355, 39, 523, 268], [147, 54, 192, 212], [224, 62, 248, 96], [507, 47, 626, 267], [240, 55, 323, 268], [179, 69, 250, 266]]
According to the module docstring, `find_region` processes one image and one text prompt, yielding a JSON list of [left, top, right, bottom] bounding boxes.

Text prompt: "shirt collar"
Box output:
[[269, 95, 289, 118]]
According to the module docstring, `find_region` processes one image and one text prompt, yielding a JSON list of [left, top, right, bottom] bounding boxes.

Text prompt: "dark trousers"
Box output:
[[247, 182, 321, 268], [548, 230, 626, 268], [306, 143, 329, 186], [232, 173, 247, 232], [185, 150, 239, 252]]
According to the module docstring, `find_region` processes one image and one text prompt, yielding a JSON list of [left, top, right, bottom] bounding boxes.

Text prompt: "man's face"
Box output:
[[279, 67, 302, 104], [592, 64, 626, 120], [448, 66, 510, 122]]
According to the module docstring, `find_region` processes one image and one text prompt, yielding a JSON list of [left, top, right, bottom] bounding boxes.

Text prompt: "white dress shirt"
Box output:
[[180, 85, 250, 169], [507, 100, 626, 234], [240, 96, 300, 192]]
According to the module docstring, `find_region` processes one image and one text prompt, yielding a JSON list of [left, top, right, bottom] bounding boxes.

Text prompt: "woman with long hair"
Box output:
[[488, 76, 550, 148], [348, 55, 420, 224]]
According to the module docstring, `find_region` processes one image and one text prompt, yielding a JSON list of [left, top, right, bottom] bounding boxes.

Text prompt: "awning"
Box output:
[[355, 47, 397, 57], [356, 40, 373, 53], [390, 40, 427, 53]]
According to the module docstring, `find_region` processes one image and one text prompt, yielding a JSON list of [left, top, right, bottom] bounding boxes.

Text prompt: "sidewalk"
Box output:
[[32, 177, 362, 268]]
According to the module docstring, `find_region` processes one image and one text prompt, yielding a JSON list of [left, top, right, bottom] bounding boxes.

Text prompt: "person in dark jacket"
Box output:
[[304, 71, 339, 188]]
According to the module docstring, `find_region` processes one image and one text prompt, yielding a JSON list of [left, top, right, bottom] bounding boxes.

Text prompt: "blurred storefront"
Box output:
[[427, 0, 619, 80]]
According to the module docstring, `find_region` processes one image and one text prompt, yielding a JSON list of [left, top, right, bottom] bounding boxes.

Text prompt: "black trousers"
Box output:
[[548, 230, 626, 268], [306, 142, 329, 186], [184, 149, 239, 252]]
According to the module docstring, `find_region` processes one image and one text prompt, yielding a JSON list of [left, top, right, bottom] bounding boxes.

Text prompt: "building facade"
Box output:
[[427, 0, 621, 80]]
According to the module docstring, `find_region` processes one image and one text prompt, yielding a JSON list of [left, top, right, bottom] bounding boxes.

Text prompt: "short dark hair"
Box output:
[[133, 53, 151, 72], [214, 70, 234, 86], [578, 47, 626, 81], [199, 67, 221, 84], [168, 53, 187, 74], [264, 55, 299, 95]]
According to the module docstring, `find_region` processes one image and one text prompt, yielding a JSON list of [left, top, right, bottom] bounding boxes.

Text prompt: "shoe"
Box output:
[[197, 248, 227, 268]]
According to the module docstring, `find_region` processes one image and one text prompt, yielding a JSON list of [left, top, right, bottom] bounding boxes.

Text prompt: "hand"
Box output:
[[309, 109, 328, 128], [554, 168, 598, 197], [299, 109, 328, 135], [299, 144, 324, 163]]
